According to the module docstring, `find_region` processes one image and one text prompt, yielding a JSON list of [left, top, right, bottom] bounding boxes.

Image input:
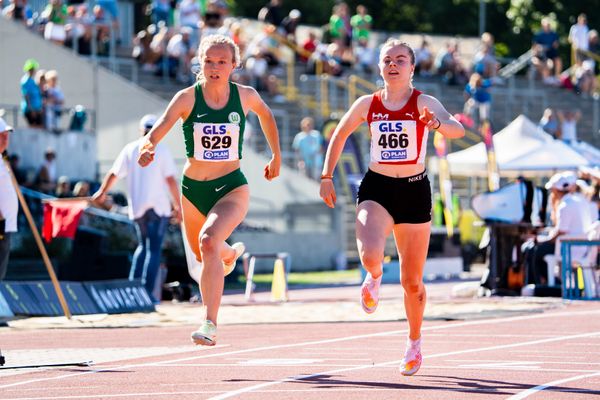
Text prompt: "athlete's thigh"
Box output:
[[200, 185, 250, 240], [356, 200, 394, 251], [393, 222, 431, 278], [181, 195, 207, 260]]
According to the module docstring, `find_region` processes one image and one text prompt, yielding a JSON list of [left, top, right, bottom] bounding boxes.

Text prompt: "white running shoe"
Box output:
[[191, 320, 217, 346], [223, 242, 245, 276], [400, 340, 422, 376], [360, 273, 382, 314]]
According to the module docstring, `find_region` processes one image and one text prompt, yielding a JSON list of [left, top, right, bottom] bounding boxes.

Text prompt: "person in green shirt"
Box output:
[[42, 0, 68, 44], [328, 2, 351, 47], [350, 4, 372, 43]]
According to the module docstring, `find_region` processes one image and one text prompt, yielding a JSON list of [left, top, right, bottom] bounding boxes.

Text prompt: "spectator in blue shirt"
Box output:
[[538, 108, 560, 139], [292, 117, 323, 179], [20, 59, 44, 128], [532, 17, 562, 84], [464, 73, 492, 122]]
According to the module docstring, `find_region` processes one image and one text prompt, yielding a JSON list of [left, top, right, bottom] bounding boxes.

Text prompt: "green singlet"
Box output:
[[181, 82, 248, 215]]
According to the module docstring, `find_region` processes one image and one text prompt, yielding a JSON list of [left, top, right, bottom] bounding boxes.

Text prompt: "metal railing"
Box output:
[[246, 108, 293, 168], [0, 104, 96, 132], [498, 49, 534, 79], [561, 239, 600, 301], [490, 86, 548, 125]]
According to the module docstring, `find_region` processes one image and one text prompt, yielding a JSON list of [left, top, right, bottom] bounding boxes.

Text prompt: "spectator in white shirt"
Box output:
[[92, 114, 181, 303], [177, 0, 201, 47], [569, 13, 589, 63], [532, 172, 593, 284], [44, 70, 65, 133], [557, 109, 581, 144], [167, 26, 195, 82]]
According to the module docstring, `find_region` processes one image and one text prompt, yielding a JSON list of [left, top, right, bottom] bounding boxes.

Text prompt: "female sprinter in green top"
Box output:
[[138, 34, 281, 346]]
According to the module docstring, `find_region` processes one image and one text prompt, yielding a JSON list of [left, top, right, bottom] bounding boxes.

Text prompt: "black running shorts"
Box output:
[[357, 169, 432, 224]]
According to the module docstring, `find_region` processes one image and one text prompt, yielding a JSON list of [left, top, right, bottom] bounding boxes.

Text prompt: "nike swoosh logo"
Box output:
[[215, 185, 227, 192], [197, 113, 208, 118]]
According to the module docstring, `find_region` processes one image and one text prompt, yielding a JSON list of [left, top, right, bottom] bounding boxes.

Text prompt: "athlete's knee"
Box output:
[[359, 247, 383, 270], [401, 277, 424, 295], [199, 233, 219, 255]]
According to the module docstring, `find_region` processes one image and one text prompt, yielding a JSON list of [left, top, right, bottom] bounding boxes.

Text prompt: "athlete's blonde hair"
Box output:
[[379, 39, 415, 65], [196, 34, 241, 83]]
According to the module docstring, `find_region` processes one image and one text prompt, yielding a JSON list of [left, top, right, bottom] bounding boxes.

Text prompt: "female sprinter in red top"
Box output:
[[320, 38, 464, 376]]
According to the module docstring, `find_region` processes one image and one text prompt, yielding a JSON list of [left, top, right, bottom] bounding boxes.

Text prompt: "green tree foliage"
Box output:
[[230, 0, 599, 58]]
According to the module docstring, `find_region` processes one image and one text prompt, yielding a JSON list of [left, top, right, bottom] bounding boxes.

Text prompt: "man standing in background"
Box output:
[[92, 114, 181, 303]]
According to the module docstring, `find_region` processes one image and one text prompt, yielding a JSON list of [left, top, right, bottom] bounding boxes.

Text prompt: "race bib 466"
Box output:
[[370, 120, 417, 162]]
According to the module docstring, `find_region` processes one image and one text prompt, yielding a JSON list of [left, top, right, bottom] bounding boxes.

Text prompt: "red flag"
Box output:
[[42, 199, 88, 243]]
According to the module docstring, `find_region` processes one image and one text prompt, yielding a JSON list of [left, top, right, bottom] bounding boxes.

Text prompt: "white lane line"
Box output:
[[2, 308, 600, 392], [0, 329, 408, 390], [0, 386, 507, 400], [208, 330, 600, 400], [448, 359, 600, 366], [507, 371, 600, 400], [427, 333, 559, 338]]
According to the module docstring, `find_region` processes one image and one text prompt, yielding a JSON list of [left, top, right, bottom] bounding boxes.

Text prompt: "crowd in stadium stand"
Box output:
[[3, 0, 598, 96], [1, 0, 599, 181]]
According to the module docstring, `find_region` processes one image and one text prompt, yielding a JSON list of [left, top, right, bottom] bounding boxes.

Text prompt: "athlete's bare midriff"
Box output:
[[368, 162, 426, 178], [183, 158, 241, 181]]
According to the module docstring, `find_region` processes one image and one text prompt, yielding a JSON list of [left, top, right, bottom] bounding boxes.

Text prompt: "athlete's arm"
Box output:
[[320, 94, 371, 208], [138, 88, 194, 167], [241, 85, 281, 181], [417, 95, 465, 139], [322, 94, 371, 177]]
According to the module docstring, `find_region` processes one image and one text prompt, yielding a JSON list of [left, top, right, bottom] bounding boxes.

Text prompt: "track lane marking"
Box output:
[[2, 308, 600, 393], [208, 330, 600, 399], [507, 371, 600, 399]]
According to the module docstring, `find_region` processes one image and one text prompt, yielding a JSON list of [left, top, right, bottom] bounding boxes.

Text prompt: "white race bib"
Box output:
[[193, 122, 240, 161], [369, 120, 417, 162]]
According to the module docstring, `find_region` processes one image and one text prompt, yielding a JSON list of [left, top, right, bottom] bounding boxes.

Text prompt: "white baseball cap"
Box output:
[[545, 172, 575, 191], [0, 117, 13, 133], [139, 114, 157, 130], [560, 171, 578, 187]]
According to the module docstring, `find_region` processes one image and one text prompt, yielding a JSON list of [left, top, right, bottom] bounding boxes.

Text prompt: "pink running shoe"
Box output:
[[400, 342, 422, 376], [360, 273, 382, 314]]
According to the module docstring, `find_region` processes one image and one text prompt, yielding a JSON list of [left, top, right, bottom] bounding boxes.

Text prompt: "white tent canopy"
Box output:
[[433, 115, 590, 176], [570, 141, 600, 166]]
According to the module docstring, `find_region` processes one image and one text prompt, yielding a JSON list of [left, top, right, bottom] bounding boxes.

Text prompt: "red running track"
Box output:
[[0, 302, 599, 399]]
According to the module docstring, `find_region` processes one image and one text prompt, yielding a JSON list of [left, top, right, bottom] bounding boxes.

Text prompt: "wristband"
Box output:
[[320, 174, 333, 180], [432, 118, 441, 130]]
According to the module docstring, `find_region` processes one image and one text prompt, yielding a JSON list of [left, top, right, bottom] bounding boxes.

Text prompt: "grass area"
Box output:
[[250, 269, 361, 286]]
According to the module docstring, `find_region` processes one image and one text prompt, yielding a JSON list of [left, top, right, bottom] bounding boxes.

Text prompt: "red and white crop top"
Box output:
[[366, 88, 428, 165]]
